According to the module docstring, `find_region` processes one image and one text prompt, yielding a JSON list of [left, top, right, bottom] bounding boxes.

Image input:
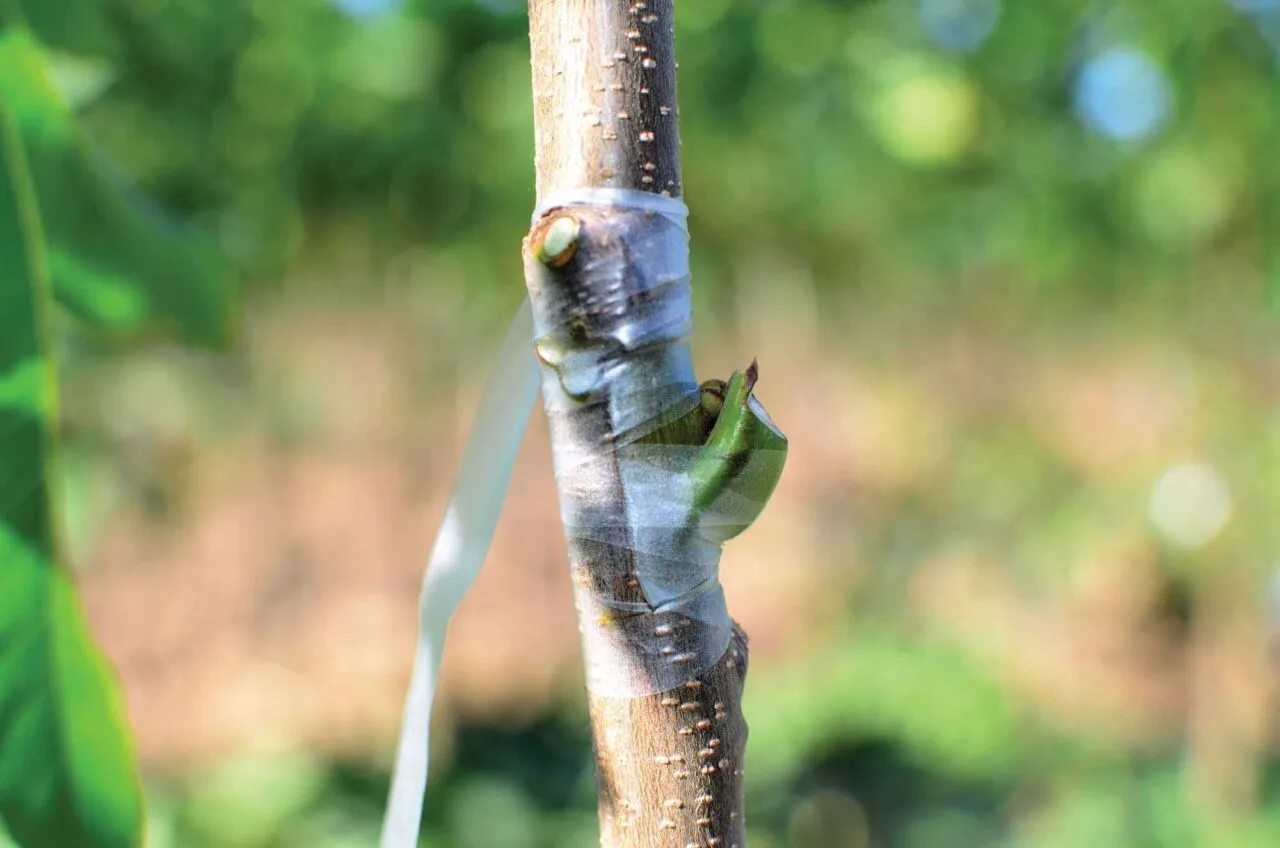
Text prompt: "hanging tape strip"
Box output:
[[380, 299, 539, 848]]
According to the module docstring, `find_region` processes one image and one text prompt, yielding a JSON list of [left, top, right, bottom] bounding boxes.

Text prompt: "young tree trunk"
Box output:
[[523, 2, 749, 847]]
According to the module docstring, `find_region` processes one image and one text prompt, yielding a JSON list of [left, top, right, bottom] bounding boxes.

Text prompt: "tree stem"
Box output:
[[529, 0, 681, 196], [524, 3, 749, 847]]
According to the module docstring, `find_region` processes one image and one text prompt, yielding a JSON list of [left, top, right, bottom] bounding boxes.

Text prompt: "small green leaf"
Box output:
[[0, 27, 233, 345], [0, 100, 143, 848]]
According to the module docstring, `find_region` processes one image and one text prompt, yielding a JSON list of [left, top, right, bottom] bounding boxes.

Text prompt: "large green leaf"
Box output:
[[0, 25, 232, 345], [0, 103, 143, 848]]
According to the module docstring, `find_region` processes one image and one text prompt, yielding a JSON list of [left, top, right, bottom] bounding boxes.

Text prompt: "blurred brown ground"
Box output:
[[69, 256, 1276, 798]]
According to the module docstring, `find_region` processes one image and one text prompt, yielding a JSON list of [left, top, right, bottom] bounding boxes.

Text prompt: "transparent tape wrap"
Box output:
[[531, 188, 772, 697], [382, 188, 783, 848]]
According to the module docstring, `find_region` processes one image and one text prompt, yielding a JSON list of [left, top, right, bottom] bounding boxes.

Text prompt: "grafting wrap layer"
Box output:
[[380, 189, 784, 847], [527, 188, 779, 697]]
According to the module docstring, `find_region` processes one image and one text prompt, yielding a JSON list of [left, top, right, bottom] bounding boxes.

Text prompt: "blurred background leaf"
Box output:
[[0, 19, 233, 345], [0, 104, 142, 848]]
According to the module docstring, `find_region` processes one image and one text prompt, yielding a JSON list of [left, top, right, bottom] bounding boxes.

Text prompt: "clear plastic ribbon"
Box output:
[[380, 299, 539, 848]]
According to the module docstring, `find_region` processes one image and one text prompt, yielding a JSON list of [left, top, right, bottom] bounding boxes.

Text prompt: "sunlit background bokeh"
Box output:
[[9, 0, 1280, 845]]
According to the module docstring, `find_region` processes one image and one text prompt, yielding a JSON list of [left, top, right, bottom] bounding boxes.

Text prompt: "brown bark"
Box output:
[[528, 0, 681, 196], [523, 3, 749, 847]]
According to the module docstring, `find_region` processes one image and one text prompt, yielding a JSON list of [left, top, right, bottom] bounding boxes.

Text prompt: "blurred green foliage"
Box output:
[[0, 76, 141, 848], [11, 0, 1279, 311], [3, 0, 1280, 846], [0, 5, 242, 844], [0, 13, 233, 344]]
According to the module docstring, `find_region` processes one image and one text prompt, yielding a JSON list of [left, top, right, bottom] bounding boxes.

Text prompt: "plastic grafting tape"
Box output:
[[383, 187, 765, 848], [527, 188, 739, 698]]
